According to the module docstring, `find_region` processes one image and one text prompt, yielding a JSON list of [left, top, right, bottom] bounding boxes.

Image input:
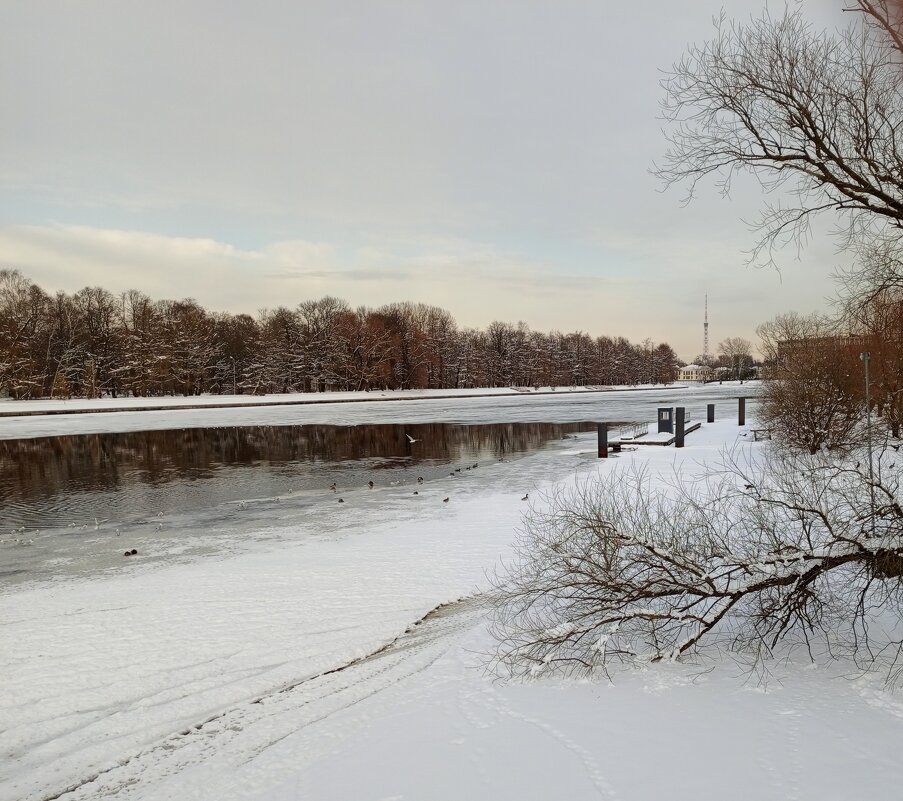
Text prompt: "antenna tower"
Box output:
[[703, 294, 710, 365]]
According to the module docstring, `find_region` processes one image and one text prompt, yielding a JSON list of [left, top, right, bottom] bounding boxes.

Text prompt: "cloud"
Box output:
[[0, 222, 836, 358]]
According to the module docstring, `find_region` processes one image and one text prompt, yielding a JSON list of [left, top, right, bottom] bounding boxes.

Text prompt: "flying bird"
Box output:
[[406, 434, 420, 444]]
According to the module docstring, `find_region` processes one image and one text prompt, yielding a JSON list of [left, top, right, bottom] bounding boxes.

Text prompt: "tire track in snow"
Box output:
[[37, 595, 484, 801]]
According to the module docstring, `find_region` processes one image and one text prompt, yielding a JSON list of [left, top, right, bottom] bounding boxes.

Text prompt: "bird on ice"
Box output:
[[368, 480, 374, 489], [443, 497, 450, 503], [521, 494, 529, 501], [406, 434, 420, 444]]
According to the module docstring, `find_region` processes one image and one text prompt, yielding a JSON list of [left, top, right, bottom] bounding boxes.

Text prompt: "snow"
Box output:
[[0, 382, 757, 440], [0, 384, 686, 416], [3, 411, 901, 801]]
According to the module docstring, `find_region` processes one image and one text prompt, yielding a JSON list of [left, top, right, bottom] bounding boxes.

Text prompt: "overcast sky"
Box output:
[[0, 1, 849, 359]]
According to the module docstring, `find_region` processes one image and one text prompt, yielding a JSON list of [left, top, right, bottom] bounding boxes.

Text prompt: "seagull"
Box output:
[[406, 434, 420, 444]]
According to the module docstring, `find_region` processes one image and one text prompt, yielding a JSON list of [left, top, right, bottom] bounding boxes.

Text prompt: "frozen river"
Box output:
[[0, 384, 757, 586]]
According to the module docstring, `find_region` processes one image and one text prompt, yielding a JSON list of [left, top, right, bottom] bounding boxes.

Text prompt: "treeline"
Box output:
[[0, 269, 680, 399]]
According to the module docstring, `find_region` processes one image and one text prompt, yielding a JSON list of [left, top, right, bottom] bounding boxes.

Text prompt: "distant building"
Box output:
[[678, 363, 712, 382]]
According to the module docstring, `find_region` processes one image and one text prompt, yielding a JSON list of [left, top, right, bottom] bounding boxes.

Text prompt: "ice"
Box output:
[[0, 383, 757, 440]]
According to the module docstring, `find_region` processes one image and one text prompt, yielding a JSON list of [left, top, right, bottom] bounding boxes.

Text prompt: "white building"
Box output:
[[678, 363, 712, 382]]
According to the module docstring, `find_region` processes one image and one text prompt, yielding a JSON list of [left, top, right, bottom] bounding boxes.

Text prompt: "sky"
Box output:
[[0, 1, 850, 360]]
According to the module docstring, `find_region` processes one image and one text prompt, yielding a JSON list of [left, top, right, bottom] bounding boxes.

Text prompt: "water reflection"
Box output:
[[0, 422, 596, 530]]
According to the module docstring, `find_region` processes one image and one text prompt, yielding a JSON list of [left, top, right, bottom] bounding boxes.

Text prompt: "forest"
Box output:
[[0, 269, 681, 399]]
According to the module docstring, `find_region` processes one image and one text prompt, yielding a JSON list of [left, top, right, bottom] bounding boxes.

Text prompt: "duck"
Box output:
[[443, 497, 450, 503]]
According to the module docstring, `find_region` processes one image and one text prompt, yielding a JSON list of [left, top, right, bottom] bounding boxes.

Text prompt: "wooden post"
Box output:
[[707, 403, 715, 423], [597, 423, 609, 458], [738, 397, 746, 426], [675, 407, 686, 448]]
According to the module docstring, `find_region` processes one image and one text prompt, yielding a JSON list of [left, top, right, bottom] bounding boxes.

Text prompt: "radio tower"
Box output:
[[703, 294, 710, 365]]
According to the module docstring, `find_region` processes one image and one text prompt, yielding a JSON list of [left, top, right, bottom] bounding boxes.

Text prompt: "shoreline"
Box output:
[[0, 383, 700, 419]]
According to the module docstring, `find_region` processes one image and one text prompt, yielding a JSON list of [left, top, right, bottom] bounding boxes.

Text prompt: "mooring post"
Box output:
[[597, 423, 609, 458], [675, 407, 686, 448], [738, 397, 746, 426], [707, 403, 715, 423]]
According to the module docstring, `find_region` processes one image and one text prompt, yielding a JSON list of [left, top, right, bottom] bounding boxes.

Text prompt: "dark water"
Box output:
[[0, 422, 599, 531]]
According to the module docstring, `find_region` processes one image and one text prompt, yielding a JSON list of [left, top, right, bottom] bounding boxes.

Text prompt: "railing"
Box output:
[[613, 422, 648, 441]]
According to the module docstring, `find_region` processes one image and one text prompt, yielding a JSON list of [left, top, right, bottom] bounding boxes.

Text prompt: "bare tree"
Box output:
[[657, 4, 903, 264], [757, 312, 864, 452], [491, 444, 903, 682], [718, 336, 754, 380]]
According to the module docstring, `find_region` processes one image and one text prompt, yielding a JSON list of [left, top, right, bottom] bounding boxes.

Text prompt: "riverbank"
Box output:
[[0, 383, 692, 417], [2, 414, 901, 801]]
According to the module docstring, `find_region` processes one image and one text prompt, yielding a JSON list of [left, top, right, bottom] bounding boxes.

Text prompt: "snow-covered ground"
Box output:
[[0, 384, 686, 416], [0, 382, 756, 440], [4, 413, 900, 801]]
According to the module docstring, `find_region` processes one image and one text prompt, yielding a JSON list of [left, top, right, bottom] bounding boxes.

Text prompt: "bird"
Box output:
[[406, 434, 420, 444], [338, 498, 345, 503], [413, 491, 419, 495], [449, 472, 455, 477], [443, 497, 449, 503], [521, 494, 529, 501], [472, 464, 478, 469], [368, 480, 374, 489], [417, 476, 424, 483], [330, 482, 337, 492], [744, 484, 755, 490]]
